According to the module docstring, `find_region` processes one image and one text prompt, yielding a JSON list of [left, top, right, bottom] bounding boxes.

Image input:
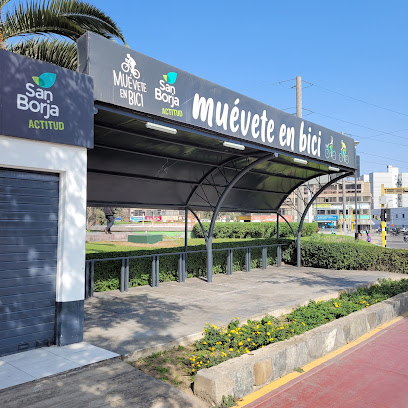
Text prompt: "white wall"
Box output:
[[0, 135, 87, 303], [370, 172, 397, 209], [401, 173, 408, 207]]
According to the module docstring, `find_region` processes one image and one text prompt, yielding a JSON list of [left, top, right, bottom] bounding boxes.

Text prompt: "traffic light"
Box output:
[[381, 209, 390, 222]]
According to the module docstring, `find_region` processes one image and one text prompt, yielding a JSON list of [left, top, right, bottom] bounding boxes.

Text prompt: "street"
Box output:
[[370, 233, 408, 250]]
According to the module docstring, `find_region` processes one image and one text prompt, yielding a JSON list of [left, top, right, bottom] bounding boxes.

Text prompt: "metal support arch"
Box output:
[[297, 172, 354, 267], [206, 153, 277, 282], [188, 207, 208, 243], [276, 212, 296, 239]]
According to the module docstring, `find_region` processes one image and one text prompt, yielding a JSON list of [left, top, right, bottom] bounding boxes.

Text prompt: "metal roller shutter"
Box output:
[[0, 168, 59, 357]]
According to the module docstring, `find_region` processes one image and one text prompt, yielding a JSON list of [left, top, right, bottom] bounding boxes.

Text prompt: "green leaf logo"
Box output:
[[32, 73, 57, 88], [163, 72, 177, 84]]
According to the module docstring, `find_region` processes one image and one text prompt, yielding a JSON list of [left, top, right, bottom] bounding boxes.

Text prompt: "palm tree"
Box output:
[[0, 0, 126, 70]]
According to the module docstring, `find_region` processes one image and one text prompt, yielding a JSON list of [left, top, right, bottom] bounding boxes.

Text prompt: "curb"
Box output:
[[193, 291, 408, 406]]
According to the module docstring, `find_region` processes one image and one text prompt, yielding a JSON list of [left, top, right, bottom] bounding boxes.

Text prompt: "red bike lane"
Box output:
[[242, 316, 408, 408]]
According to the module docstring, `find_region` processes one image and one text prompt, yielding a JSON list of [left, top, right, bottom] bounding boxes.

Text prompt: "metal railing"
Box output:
[[85, 243, 284, 298]]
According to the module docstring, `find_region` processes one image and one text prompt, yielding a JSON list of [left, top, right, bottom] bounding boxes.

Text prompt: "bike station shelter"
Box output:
[[0, 32, 357, 356]]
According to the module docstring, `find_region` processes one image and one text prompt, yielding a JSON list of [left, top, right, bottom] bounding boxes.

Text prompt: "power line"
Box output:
[[237, 78, 295, 92], [360, 151, 408, 166], [303, 109, 408, 151], [306, 109, 408, 146], [362, 159, 408, 172], [306, 110, 400, 139], [312, 83, 408, 118]]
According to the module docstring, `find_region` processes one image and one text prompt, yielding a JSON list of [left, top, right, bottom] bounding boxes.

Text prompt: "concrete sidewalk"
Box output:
[[0, 358, 202, 408], [83, 265, 404, 358]]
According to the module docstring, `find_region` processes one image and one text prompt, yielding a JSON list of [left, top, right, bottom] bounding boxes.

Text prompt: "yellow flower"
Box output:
[[191, 369, 195, 372], [229, 348, 233, 351], [247, 338, 251, 341], [203, 341, 207, 344], [267, 332, 270, 336], [238, 342, 243, 346]]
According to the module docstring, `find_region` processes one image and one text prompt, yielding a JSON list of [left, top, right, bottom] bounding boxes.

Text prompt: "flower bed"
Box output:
[[187, 278, 408, 375]]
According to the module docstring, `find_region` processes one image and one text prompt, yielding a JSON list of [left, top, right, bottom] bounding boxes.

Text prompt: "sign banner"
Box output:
[[144, 216, 162, 221], [0, 50, 94, 148], [130, 216, 143, 222], [317, 203, 370, 210], [78, 32, 356, 168], [315, 215, 338, 221]]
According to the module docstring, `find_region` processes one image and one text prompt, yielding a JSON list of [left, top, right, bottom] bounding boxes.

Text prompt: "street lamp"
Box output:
[[354, 141, 359, 240]]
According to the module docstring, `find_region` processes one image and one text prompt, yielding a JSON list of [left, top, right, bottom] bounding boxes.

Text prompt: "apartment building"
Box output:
[[281, 178, 372, 231]]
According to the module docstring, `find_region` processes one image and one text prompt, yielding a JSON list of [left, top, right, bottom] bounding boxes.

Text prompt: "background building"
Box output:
[[280, 178, 372, 231], [368, 165, 408, 209]]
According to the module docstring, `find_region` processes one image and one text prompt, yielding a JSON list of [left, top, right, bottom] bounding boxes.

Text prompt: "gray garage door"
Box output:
[[0, 169, 59, 357]]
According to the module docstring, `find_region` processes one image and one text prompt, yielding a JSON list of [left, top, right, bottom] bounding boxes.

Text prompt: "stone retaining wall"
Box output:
[[194, 292, 408, 405]]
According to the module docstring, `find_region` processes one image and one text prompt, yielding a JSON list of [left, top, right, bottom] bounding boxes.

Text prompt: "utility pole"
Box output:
[[296, 76, 303, 268], [341, 131, 347, 234], [296, 76, 304, 221], [296, 76, 302, 118], [354, 141, 359, 240]]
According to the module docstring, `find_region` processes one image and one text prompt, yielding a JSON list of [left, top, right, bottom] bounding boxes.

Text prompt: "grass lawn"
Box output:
[[85, 237, 262, 254]]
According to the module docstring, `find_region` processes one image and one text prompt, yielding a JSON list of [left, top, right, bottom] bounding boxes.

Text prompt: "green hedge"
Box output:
[[283, 235, 408, 274], [192, 221, 318, 239], [86, 238, 291, 292]]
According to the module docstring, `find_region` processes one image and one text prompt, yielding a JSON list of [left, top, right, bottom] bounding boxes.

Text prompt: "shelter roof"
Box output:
[[88, 104, 354, 212]]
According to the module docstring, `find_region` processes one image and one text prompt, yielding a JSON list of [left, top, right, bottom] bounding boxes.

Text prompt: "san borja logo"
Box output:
[[155, 71, 181, 112], [16, 72, 64, 130]]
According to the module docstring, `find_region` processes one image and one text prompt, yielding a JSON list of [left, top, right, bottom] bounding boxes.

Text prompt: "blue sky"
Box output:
[[98, 0, 407, 176]]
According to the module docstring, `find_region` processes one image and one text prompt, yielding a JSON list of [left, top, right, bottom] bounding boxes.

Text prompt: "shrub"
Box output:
[[192, 221, 318, 239], [86, 238, 291, 292], [282, 235, 408, 274]]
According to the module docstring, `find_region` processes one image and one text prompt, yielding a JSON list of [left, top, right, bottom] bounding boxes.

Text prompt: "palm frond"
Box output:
[[7, 36, 77, 70], [0, 0, 12, 10], [2, 0, 126, 44], [49, 0, 126, 44], [3, 0, 84, 41]]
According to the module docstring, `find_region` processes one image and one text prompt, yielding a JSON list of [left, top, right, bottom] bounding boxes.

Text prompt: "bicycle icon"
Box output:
[[339, 150, 349, 164], [325, 144, 336, 160], [121, 53, 140, 79]]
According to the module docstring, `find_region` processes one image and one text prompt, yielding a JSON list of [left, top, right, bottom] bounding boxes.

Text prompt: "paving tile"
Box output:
[[64, 347, 118, 365], [0, 348, 52, 365], [46, 342, 97, 357], [17, 355, 80, 379], [0, 363, 35, 390], [47, 343, 118, 363]]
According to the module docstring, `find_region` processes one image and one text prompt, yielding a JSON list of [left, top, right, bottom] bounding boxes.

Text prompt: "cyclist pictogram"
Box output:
[[121, 53, 140, 79], [324, 136, 336, 160], [339, 139, 349, 164]]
